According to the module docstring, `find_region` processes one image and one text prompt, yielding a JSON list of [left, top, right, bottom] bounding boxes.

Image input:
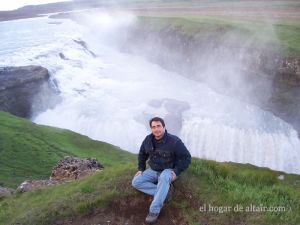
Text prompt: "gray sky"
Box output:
[[0, 0, 72, 11]]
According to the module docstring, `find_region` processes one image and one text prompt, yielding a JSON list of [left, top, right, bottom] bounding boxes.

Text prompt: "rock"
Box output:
[[15, 157, 103, 193], [125, 25, 300, 136], [73, 39, 97, 57], [0, 65, 60, 118], [138, 98, 190, 136], [0, 187, 15, 198], [277, 175, 285, 180], [50, 156, 104, 182], [16, 180, 60, 193], [278, 58, 300, 85], [59, 52, 68, 60]]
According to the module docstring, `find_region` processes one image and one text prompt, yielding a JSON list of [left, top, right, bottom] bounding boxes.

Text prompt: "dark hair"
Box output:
[[149, 117, 165, 128]]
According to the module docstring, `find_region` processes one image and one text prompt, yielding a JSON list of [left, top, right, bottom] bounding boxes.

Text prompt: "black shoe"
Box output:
[[164, 183, 174, 203], [145, 212, 159, 224]]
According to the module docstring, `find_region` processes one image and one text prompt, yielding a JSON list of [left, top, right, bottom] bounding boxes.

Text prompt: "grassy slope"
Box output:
[[138, 16, 300, 57], [0, 111, 135, 188], [0, 112, 299, 225]]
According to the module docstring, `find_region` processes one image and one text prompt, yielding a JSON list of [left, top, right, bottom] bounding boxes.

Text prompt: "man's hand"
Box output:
[[134, 171, 143, 177], [171, 170, 177, 181]]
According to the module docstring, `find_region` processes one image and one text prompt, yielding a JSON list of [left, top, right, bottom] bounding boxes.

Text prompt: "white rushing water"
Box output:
[[0, 13, 299, 174]]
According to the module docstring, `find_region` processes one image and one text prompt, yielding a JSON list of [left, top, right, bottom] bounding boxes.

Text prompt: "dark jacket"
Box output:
[[138, 130, 191, 176]]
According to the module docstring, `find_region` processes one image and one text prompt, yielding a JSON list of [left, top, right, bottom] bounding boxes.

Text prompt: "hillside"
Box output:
[[0, 111, 135, 188], [0, 112, 300, 225]]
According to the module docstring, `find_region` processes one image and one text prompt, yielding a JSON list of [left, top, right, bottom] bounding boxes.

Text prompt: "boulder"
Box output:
[[50, 156, 104, 182], [15, 157, 103, 193], [138, 98, 190, 136], [0, 65, 60, 118]]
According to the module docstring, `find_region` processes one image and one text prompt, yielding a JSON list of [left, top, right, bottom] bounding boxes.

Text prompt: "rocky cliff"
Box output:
[[0, 65, 60, 118], [123, 24, 300, 136]]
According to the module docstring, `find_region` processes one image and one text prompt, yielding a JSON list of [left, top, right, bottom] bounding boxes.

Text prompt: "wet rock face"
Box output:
[[125, 26, 300, 136], [50, 156, 104, 182], [0, 66, 59, 118], [136, 98, 190, 136], [278, 58, 300, 85]]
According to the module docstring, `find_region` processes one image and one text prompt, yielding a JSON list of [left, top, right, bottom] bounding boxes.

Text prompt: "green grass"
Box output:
[[136, 15, 300, 57], [177, 159, 300, 225], [0, 111, 135, 188], [0, 112, 300, 225], [0, 165, 136, 225]]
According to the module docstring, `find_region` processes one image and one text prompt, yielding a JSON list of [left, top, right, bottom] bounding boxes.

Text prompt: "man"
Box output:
[[132, 117, 191, 224]]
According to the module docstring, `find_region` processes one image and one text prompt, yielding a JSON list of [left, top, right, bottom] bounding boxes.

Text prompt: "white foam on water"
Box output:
[[0, 14, 299, 174]]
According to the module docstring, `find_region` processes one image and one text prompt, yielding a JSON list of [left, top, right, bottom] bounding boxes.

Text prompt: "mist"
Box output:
[[0, 7, 296, 173]]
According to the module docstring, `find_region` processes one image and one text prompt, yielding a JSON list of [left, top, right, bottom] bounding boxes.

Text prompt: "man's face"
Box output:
[[151, 121, 166, 140]]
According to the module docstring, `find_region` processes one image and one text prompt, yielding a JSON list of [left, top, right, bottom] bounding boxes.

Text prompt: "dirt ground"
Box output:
[[56, 195, 188, 225]]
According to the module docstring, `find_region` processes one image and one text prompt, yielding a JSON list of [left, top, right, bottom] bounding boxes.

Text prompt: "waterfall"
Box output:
[[181, 118, 300, 174], [0, 13, 299, 174]]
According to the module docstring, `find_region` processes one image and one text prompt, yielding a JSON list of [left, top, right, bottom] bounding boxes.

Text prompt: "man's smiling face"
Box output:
[[151, 121, 166, 140]]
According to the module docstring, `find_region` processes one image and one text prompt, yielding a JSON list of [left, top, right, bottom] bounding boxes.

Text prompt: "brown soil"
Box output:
[[56, 195, 188, 225]]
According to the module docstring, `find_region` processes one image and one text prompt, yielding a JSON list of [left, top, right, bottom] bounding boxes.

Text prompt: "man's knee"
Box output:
[[158, 169, 173, 183], [132, 175, 142, 189]]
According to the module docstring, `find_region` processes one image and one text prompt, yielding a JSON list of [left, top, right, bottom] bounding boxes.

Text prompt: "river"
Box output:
[[0, 12, 299, 174]]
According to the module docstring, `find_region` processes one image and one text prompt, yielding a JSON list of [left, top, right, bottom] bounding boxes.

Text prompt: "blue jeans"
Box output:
[[131, 168, 173, 214]]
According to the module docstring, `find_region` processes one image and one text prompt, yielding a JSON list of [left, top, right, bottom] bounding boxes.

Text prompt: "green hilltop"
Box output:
[[128, 0, 300, 57], [0, 111, 299, 225], [135, 15, 300, 57]]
